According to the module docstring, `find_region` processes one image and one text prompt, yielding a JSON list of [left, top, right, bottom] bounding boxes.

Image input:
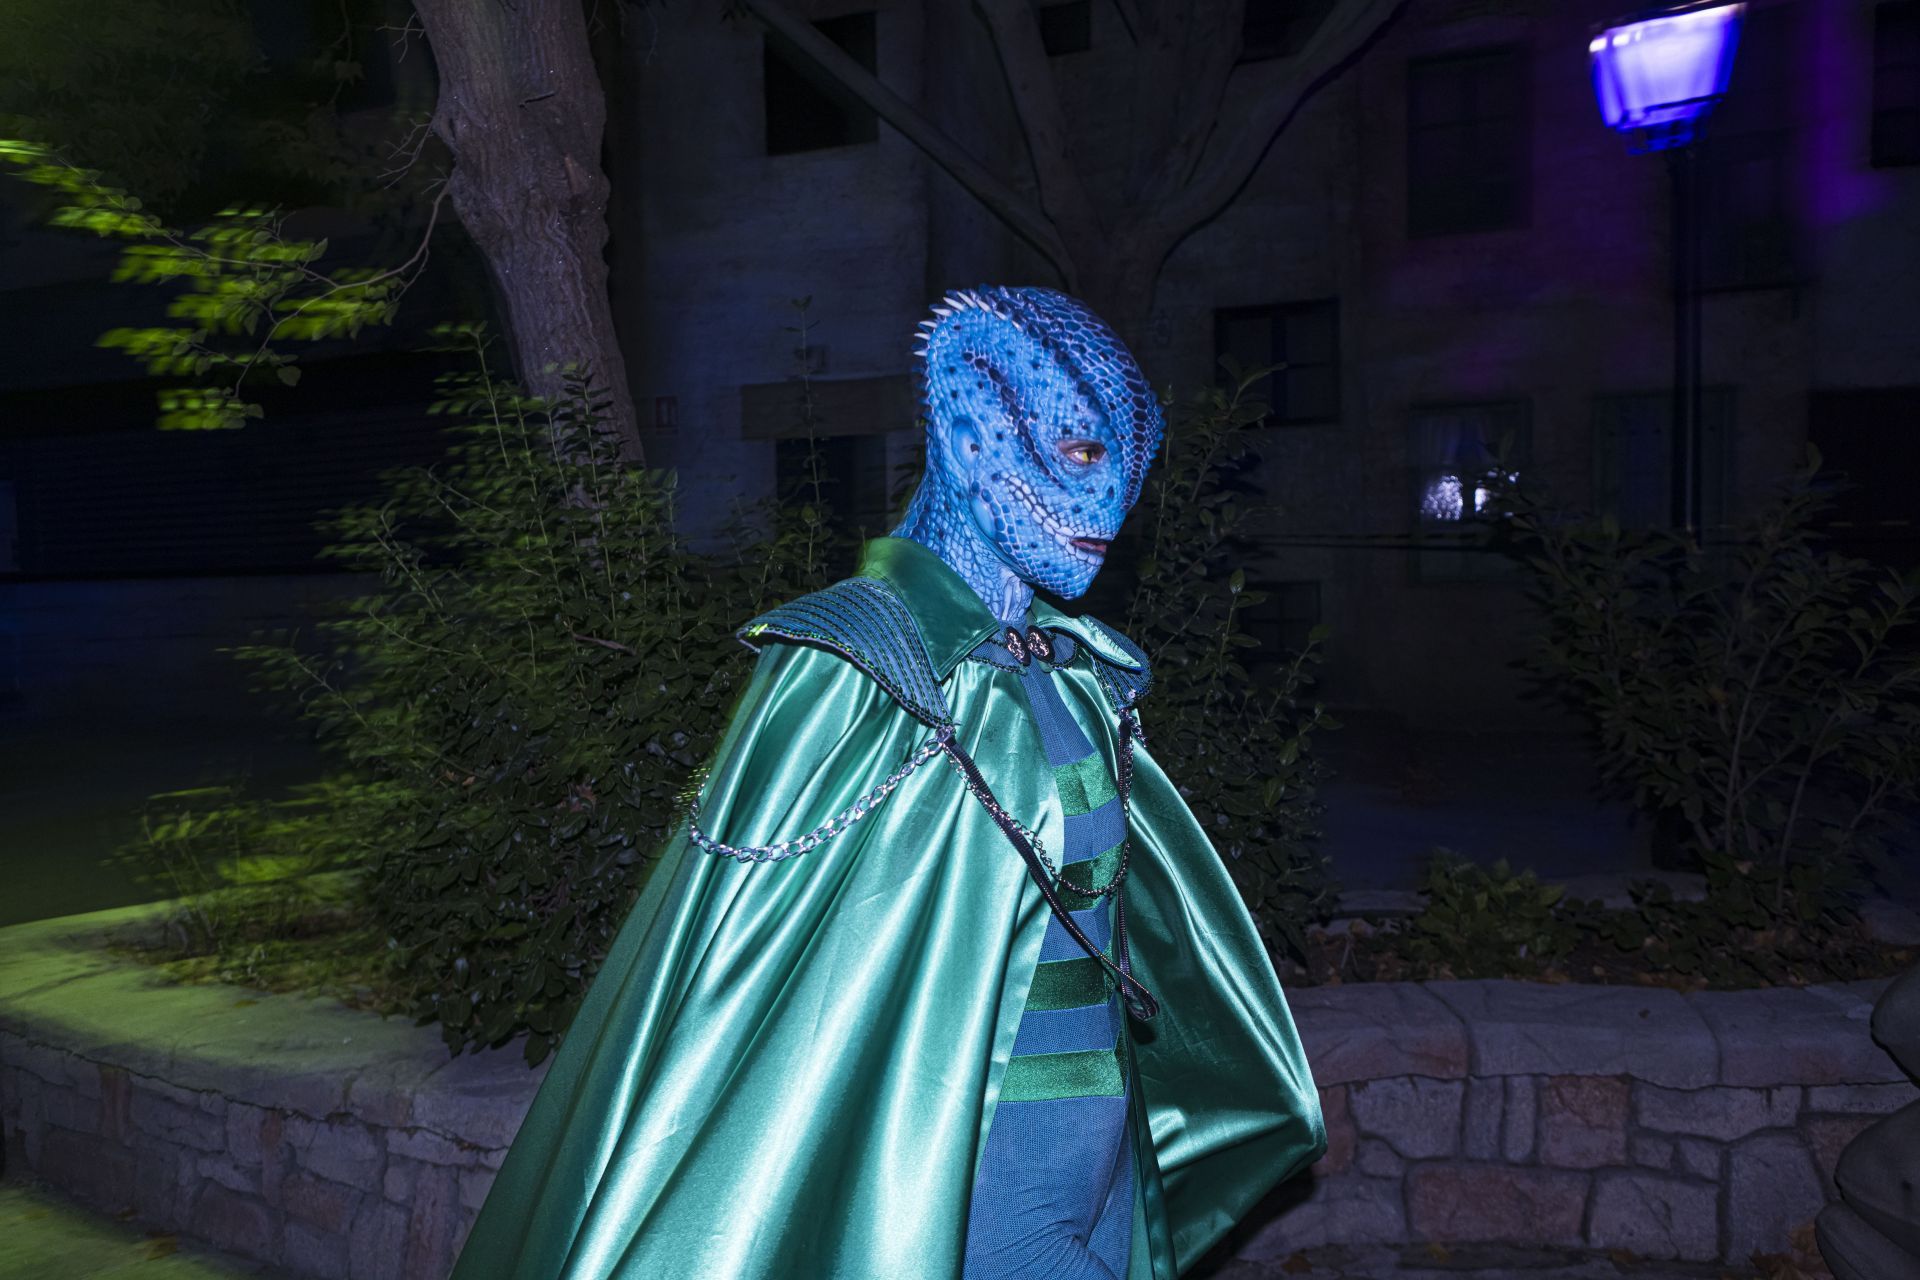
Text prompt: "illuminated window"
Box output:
[[1410, 400, 1529, 584], [1406, 47, 1531, 237], [1213, 300, 1340, 424], [1874, 2, 1920, 166], [1039, 1, 1092, 56], [765, 12, 879, 155]]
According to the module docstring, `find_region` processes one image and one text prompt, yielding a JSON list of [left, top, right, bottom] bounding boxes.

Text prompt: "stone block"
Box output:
[[132, 1144, 189, 1224], [348, 1196, 410, 1280], [98, 1065, 131, 1141], [39, 1127, 135, 1213], [41, 1082, 102, 1135], [281, 1170, 362, 1234], [384, 1154, 426, 1204], [1355, 1138, 1404, 1178], [387, 1126, 473, 1167], [1405, 1166, 1588, 1245], [1426, 982, 1716, 1087], [1805, 1082, 1920, 1115], [1587, 1171, 1719, 1260], [1728, 1133, 1825, 1259], [1287, 985, 1469, 1086], [1538, 1075, 1629, 1169], [459, 1166, 497, 1215], [130, 1088, 227, 1152], [1348, 1077, 1463, 1159], [226, 1103, 278, 1167], [406, 1049, 547, 1150], [1630, 1135, 1673, 1170], [290, 1117, 384, 1187], [1242, 1175, 1408, 1253], [196, 1150, 260, 1195], [1501, 1076, 1536, 1162], [283, 1219, 350, 1280], [1634, 1083, 1800, 1141], [1461, 1078, 1501, 1160], [403, 1162, 462, 1280], [1690, 985, 1904, 1087], [189, 1182, 276, 1259], [1674, 1137, 1720, 1181], [1312, 1086, 1353, 1176]]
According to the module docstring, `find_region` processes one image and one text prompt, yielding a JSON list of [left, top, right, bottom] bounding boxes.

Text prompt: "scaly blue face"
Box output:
[[903, 287, 1164, 602]]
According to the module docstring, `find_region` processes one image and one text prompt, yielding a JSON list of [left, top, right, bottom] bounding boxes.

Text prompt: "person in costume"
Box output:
[[449, 286, 1323, 1280]]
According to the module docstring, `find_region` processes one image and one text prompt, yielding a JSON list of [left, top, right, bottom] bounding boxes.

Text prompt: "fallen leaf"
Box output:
[[1279, 1251, 1313, 1274]]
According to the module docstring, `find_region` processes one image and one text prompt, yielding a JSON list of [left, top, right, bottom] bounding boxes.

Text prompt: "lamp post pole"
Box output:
[[1669, 143, 1703, 537], [1589, 1, 1745, 541]]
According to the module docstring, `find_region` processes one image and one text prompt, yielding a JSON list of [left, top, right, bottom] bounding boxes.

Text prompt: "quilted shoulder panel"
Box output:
[[737, 576, 954, 729]]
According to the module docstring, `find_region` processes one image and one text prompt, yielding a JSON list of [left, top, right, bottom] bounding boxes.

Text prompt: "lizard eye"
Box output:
[[1058, 439, 1107, 466]]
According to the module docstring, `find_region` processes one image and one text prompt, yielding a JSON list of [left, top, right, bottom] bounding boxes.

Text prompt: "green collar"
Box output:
[[856, 537, 1142, 676]]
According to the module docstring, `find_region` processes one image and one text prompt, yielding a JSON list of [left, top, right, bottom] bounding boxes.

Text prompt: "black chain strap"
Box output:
[[938, 712, 1159, 1022]]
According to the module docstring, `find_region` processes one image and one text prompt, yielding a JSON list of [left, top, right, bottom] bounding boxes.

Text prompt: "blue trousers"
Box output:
[[962, 1092, 1134, 1278]]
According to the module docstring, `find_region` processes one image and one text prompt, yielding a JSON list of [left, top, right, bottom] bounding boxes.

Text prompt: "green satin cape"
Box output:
[[451, 538, 1323, 1279]]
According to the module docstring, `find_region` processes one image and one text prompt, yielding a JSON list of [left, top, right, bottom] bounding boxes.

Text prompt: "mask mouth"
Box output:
[[1068, 537, 1110, 557]]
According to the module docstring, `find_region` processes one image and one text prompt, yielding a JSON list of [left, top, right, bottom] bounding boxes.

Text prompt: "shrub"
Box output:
[[1121, 361, 1340, 957], [1399, 852, 1577, 980], [1497, 451, 1920, 932]]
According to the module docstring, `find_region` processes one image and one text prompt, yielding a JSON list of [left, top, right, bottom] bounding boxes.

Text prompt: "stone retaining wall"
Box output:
[[1, 907, 1911, 1278]]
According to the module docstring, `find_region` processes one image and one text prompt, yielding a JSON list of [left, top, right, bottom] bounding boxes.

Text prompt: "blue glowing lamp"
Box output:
[[1590, 2, 1745, 151]]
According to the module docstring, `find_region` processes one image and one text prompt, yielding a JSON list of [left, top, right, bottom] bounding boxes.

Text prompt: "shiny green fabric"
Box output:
[[451, 537, 1324, 1279]]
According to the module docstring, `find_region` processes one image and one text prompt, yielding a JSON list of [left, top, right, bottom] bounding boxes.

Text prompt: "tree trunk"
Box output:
[[413, 0, 641, 458]]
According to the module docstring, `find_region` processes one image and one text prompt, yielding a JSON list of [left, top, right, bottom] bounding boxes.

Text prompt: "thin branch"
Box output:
[[1154, 0, 1406, 239], [735, 0, 1073, 279], [975, 0, 1105, 250]]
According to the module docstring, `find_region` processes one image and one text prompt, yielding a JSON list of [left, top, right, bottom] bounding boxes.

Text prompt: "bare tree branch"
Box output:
[[737, 0, 1075, 280], [1153, 0, 1406, 239], [1126, 0, 1247, 210], [1106, 0, 1157, 45], [974, 0, 1105, 249]]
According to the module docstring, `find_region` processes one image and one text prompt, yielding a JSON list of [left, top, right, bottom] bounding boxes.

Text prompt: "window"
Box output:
[[776, 434, 892, 540], [1406, 46, 1530, 237], [1591, 391, 1733, 532], [765, 12, 879, 155], [1409, 400, 1529, 584], [1240, 0, 1337, 61], [1698, 4, 1796, 289], [1808, 388, 1920, 568], [1241, 580, 1323, 663], [1874, 2, 1920, 166], [1213, 300, 1340, 425], [1038, 1, 1092, 56]]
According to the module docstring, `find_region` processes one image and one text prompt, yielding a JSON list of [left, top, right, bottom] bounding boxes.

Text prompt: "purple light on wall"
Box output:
[[1590, 2, 1745, 149]]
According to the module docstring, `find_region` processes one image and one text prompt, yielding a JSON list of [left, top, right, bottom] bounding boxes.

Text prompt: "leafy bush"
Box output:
[[230, 331, 792, 1063], [1397, 853, 1577, 980], [1121, 361, 1340, 956], [1497, 452, 1920, 935]]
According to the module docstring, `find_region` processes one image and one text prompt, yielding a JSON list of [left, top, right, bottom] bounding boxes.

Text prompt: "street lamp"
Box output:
[[1590, 2, 1745, 537]]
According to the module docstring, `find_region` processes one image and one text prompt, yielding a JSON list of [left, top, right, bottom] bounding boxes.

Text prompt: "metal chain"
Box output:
[[685, 736, 945, 864]]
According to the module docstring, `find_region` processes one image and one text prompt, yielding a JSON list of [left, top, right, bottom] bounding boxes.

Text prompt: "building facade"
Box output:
[[618, 0, 1920, 727]]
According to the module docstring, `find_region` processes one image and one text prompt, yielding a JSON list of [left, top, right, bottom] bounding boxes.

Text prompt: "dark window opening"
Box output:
[[1241, 580, 1323, 663], [1240, 0, 1337, 61], [1873, 1, 1920, 166], [1038, 1, 1092, 56], [1410, 400, 1530, 584], [776, 434, 891, 540], [1699, 3, 1797, 289], [1590, 390, 1734, 532], [1808, 388, 1920, 568], [1406, 46, 1531, 237], [1213, 300, 1340, 425], [765, 12, 879, 156]]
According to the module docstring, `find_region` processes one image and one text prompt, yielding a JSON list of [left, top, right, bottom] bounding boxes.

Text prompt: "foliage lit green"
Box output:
[[1400, 853, 1577, 980], [1121, 360, 1340, 957]]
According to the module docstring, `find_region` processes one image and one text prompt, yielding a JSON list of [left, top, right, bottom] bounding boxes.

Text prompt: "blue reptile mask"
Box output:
[[892, 287, 1164, 614]]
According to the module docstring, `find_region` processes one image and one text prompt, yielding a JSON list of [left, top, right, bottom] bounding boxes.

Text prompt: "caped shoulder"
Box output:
[[737, 576, 955, 729], [739, 575, 1152, 727]]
